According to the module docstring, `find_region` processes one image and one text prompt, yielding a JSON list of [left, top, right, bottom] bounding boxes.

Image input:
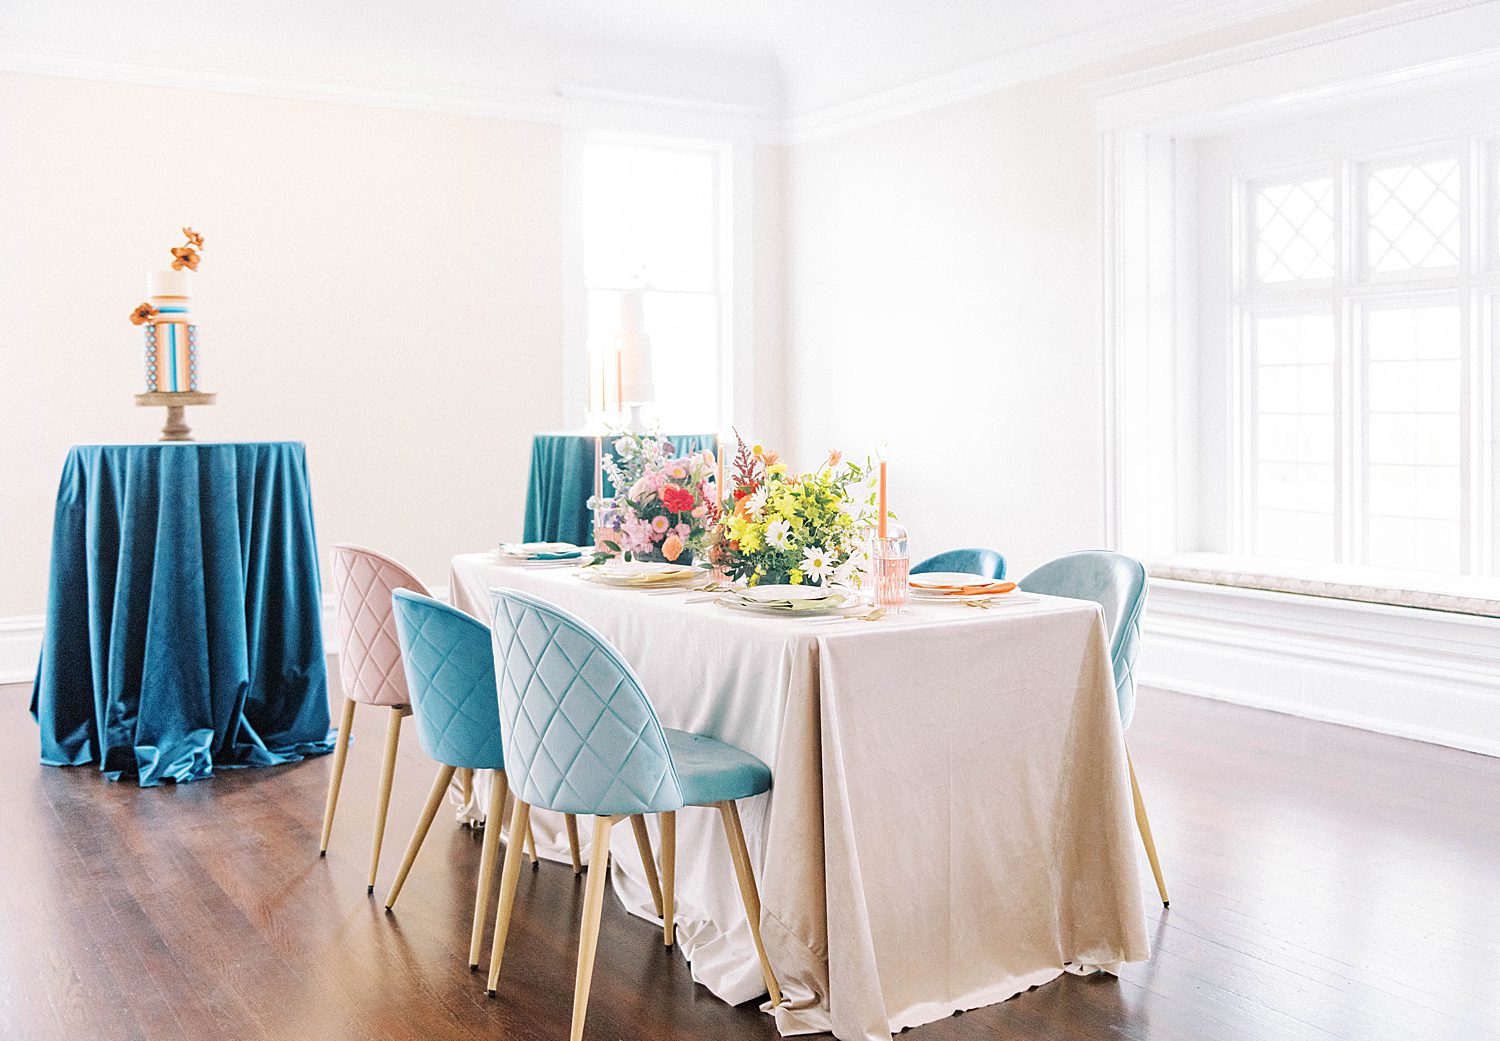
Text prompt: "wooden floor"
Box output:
[[3, 682, 1497, 1041]]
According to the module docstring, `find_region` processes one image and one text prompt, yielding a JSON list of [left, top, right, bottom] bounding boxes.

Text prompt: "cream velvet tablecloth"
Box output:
[[449, 552, 1149, 1041]]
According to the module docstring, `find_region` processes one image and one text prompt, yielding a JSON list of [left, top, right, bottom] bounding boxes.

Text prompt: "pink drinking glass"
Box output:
[[871, 523, 910, 611]]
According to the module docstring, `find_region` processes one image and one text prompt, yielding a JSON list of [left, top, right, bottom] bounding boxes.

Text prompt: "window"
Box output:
[[580, 136, 729, 432], [1218, 134, 1499, 581]]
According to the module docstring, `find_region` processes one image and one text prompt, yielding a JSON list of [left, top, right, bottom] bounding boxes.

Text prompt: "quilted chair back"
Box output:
[[488, 587, 685, 817], [1018, 551, 1148, 728], [331, 543, 430, 708], [391, 590, 505, 771], [911, 547, 1006, 580]]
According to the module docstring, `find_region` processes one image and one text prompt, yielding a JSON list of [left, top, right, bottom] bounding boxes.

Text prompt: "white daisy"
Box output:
[[801, 545, 833, 584], [745, 487, 769, 518], [766, 518, 793, 550]]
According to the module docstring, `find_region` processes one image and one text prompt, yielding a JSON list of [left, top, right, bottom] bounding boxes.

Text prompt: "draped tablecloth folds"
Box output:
[[31, 443, 335, 786], [449, 552, 1149, 1041]]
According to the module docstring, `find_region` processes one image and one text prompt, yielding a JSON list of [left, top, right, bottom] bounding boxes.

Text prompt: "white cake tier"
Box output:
[[147, 267, 191, 299]]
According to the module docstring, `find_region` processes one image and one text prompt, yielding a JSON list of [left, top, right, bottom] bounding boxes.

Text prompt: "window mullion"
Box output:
[[1339, 158, 1359, 567]]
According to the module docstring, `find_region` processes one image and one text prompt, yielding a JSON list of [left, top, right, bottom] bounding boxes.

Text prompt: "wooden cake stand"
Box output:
[[135, 391, 216, 442]]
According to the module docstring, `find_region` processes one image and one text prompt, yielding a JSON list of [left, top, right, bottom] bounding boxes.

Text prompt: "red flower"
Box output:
[[660, 483, 696, 513]]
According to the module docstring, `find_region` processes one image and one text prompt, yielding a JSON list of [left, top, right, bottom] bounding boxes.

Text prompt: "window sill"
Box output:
[[1148, 553, 1500, 619]]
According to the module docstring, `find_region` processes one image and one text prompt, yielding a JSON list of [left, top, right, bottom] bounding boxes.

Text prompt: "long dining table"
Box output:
[[449, 551, 1149, 1041]]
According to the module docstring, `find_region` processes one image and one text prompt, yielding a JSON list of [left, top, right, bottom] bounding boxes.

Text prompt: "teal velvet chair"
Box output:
[[1018, 550, 1167, 906], [386, 590, 572, 970], [484, 587, 781, 1040], [911, 547, 1006, 580]]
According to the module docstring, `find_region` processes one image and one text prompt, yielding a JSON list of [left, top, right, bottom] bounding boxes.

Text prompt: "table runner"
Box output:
[[450, 552, 1149, 1040], [31, 443, 334, 785]]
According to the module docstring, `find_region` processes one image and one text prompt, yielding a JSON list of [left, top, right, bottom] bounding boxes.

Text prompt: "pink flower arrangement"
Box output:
[[590, 431, 718, 564]]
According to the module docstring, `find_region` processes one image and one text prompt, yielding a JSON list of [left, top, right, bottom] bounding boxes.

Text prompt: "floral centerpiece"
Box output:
[[589, 430, 718, 564], [713, 437, 878, 587]]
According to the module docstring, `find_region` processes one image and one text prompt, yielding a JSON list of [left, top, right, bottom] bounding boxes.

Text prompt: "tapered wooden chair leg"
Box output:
[[565, 814, 582, 875], [367, 706, 404, 892], [486, 799, 533, 995], [319, 698, 357, 855], [384, 764, 457, 911], [1127, 749, 1170, 907], [718, 801, 782, 1006], [660, 811, 676, 947], [459, 767, 473, 811], [570, 815, 615, 1041], [630, 814, 665, 917], [468, 772, 509, 969]]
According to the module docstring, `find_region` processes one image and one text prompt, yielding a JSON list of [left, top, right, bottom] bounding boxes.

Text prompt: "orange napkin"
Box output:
[[911, 580, 1018, 596]]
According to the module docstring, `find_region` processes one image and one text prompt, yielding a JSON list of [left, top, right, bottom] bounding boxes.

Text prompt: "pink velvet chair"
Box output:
[[320, 544, 432, 892]]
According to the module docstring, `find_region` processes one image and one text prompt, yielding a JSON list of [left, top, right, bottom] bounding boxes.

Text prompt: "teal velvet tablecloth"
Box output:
[[30, 442, 335, 786], [523, 432, 715, 546]]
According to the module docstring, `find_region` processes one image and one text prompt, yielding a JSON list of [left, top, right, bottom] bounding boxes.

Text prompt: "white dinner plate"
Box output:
[[716, 592, 862, 617], [581, 561, 701, 588], [736, 584, 841, 604], [909, 571, 990, 589]]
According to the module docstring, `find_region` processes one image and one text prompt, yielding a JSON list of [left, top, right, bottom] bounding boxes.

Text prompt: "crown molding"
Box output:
[[1091, 0, 1493, 100], [781, 0, 1309, 143], [0, 43, 567, 124]]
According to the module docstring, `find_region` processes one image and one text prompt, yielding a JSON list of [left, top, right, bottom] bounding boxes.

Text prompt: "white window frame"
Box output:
[[1098, 3, 1500, 597], [1225, 141, 1490, 576], [563, 129, 743, 434]]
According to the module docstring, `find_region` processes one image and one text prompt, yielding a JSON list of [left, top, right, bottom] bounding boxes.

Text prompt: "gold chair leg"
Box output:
[[319, 698, 356, 855], [630, 814, 664, 918], [570, 815, 615, 1041], [367, 706, 404, 892], [383, 763, 456, 911], [660, 811, 676, 947], [717, 801, 782, 1006], [565, 814, 583, 875], [1127, 748, 1169, 907], [485, 799, 533, 995], [468, 772, 509, 969]]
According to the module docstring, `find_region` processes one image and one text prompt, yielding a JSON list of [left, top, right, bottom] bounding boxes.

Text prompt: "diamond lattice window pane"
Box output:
[[1364, 159, 1460, 274], [1253, 178, 1336, 283]]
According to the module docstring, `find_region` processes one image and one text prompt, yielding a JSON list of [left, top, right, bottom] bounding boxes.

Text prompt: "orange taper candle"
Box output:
[[877, 459, 888, 538], [715, 440, 725, 506]]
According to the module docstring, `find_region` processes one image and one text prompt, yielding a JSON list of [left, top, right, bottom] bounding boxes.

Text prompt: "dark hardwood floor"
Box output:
[[2, 681, 1496, 1041]]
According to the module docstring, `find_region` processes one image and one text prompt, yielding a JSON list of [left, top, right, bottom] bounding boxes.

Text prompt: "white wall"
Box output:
[[779, 0, 1411, 577], [784, 72, 1106, 574], [0, 71, 566, 620]]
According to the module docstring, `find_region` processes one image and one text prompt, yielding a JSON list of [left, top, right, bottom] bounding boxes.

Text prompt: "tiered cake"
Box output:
[[142, 267, 200, 393]]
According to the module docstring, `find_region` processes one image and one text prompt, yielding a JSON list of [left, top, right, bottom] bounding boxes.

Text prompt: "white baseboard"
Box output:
[[0, 583, 450, 686], [1138, 578, 1500, 758]]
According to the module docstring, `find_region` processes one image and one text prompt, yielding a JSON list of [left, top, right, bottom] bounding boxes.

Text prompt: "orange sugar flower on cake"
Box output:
[[181, 227, 204, 249], [170, 246, 200, 271], [129, 302, 159, 326]]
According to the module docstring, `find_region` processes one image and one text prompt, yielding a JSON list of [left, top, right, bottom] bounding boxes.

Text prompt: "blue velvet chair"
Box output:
[[484, 587, 781, 1038], [1017, 550, 1167, 906], [910, 547, 1006, 580], [386, 590, 572, 970]]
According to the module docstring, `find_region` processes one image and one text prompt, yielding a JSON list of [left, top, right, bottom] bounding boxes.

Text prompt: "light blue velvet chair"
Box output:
[[911, 547, 1006, 580], [386, 590, 571, 970], [1018, 550, 1167, 906], [483, 587, 781, 1039]]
